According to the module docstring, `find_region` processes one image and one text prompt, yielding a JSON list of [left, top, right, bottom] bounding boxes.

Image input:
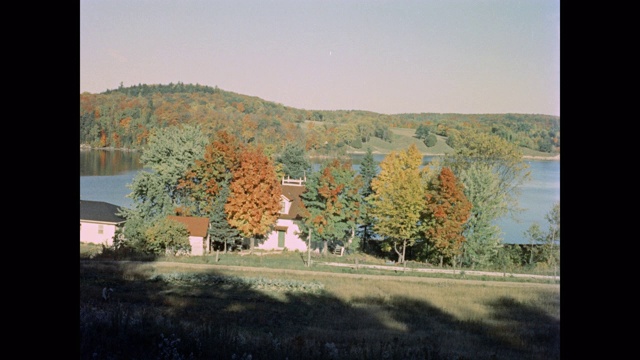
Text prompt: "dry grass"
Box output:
[[80, 260, 559, 359]]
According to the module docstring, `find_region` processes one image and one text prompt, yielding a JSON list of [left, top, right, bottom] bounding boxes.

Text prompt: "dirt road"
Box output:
[[130, 260, 560, 288]]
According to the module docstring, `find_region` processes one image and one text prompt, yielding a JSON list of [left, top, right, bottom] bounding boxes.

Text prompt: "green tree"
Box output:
[[143, 218, 191, 255], [445, 128, 461, 148], [494, 244, 521, 276], [424, 134, 437, 147], [225, 145, 282, 251], [299, 159, 363, 256], [120, 125, 207, 244], [415, 124, 430, 139], [276, 143, 311, 179], [525, 201, 560, 271], [457, 164, 506, 268], [443, 129, 530, 267], [374, 123, 391, 142], [368, 144, 424, 264]]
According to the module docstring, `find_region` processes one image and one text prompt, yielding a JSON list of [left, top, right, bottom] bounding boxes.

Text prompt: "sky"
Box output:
[[80, 0, 560, 116]]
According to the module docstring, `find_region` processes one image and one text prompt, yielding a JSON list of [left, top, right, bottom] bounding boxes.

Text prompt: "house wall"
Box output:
[[258, 219, 308, 251], [188, 236, 205, 255], [80, 221, 118, 246]]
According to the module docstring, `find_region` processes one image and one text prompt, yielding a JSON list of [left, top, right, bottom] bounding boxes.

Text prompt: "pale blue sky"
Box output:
[[80, 0, 559, 116]]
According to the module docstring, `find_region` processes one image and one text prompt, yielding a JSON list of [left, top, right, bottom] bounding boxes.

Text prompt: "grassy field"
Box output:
[[80, 246, 560, 359], [301, 123, 557, 158], [358, 129, 453, 156], [81, 243, 560, 283]]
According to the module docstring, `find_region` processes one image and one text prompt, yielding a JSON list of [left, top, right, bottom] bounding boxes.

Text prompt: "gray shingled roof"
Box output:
[[80, 200, 126, 224]]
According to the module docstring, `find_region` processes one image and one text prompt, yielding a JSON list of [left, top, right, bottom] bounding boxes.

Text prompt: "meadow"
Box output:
[[80, 246, 560, 360]]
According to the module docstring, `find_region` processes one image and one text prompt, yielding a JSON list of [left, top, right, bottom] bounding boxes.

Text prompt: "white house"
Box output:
[[80, 200, 126, 246], [167, 215, 211, 256], [256, 177, 309, 251]]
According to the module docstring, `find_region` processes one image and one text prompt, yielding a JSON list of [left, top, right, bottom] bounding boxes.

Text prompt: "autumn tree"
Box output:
[[420, 167, 472, 267], [225, 145, 282, 251], [177, 131, 243, 216], [299, 159, 363, 256], [174, 131, 245, 252], [368, 144, 424, 264]]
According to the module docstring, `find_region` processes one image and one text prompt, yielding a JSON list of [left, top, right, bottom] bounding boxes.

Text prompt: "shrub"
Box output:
[[144, 218, 191, 255], [424, 134, 437, 147]]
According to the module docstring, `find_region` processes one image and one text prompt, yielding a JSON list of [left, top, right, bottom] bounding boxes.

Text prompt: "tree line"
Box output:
[[115, 124, 559, 271], [80, 83, 560, 156]]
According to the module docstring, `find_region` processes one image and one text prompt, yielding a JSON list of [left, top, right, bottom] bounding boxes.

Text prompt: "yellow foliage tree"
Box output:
[[368, 144, 424, 264]]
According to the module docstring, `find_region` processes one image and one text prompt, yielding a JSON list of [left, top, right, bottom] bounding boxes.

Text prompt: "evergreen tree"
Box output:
[[208, 184, 242, 252], [357, 147, 378, 251], [276, 143, 311, 179]]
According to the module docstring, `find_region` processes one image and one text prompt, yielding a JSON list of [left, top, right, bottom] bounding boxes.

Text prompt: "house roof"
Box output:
[[80, 200, 126, 224], [167, 216, 210, 237], [280, 184, 307, 220]]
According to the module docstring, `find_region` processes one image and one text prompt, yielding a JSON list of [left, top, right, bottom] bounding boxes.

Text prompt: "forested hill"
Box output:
[[80, 82, 560, 155]]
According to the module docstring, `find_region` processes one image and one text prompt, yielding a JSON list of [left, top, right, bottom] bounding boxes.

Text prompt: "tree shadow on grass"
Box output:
[[376, 293, 560, 360], [80, 260, 559, 360], [482, 295, 560, 359]]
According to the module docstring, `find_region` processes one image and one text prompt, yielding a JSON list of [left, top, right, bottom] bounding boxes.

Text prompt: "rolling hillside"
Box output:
[[80, 83, 559, 157]]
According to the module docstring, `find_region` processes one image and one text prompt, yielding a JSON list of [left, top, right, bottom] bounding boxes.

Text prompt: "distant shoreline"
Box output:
[[81, 145, 138, 152], [81, 145, 559, 161], [521, 154, 560, 161], [346, 149, 560, 161]]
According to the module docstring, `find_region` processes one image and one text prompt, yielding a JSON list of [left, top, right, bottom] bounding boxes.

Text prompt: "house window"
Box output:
[[98, 225, 104, 234], [280, 200, 286, 214]]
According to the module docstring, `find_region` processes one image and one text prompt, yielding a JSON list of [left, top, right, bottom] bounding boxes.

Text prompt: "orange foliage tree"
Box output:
[[421, 167, 472, 267], [225, 145, 282, 250], [177, 131, 243, 216]]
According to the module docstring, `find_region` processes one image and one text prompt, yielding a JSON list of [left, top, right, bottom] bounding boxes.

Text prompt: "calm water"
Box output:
[[80, 150, 559, 244]]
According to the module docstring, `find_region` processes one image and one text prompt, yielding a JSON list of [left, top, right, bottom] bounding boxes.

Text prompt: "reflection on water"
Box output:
[[80, 150, 143, 176]]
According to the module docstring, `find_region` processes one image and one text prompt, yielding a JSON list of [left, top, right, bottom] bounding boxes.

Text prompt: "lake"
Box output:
[[80, 150, 559, 244]]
